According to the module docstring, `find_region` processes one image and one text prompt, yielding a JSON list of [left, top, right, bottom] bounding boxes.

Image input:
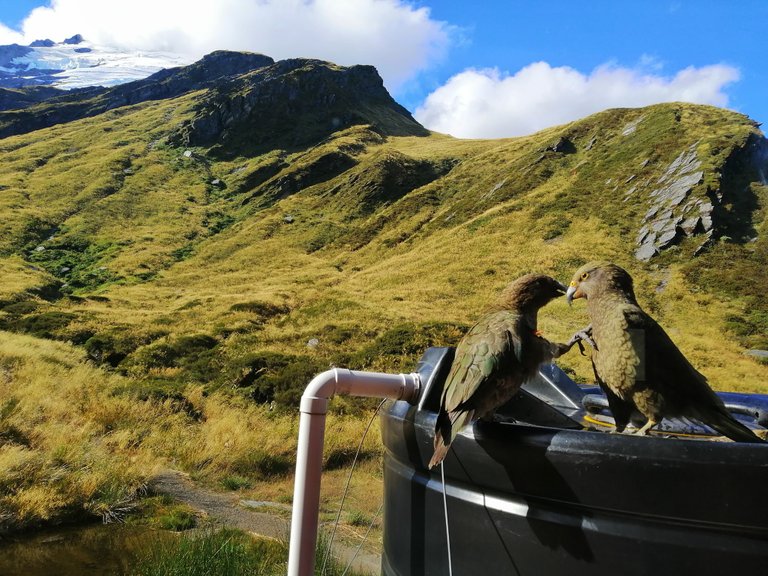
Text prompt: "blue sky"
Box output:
[[0, 1, 765, 138]]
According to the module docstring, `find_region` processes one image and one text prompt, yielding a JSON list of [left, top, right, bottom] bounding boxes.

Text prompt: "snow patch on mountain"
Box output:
[[0, 36, 191, 89]]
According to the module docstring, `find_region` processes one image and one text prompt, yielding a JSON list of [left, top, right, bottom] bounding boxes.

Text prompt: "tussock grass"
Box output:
[[129, 528, 369, 576], [0, 332, 157, 529], [130, 528, 287, 576], [0, 330, 383, 531]]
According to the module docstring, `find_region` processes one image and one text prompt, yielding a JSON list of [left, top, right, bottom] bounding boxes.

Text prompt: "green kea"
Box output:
[[430, 273, 585, 468], [566, 261, 764, 442]]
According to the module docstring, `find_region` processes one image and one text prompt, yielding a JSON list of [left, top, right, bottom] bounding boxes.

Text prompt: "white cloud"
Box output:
[[414, 61, 741, 138], [0, 21, 27, 44], [12, 0, 453, 91]]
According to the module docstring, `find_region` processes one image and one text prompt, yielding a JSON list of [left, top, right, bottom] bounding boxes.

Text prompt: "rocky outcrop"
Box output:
[[635, 143, 707, 260], [0, 43, 33, 68], [634, 134, 768, 261], [171, 58, 428, 153]]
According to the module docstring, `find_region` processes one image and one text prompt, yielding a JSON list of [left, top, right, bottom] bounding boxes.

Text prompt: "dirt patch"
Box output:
[[150, 469, 380, 574]]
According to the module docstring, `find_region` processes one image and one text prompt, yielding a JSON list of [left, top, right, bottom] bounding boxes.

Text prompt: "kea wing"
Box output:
[[441, 311, 523, 416], [430, 312, 525, 468], [624, 308, 764, 442], [623, 308, 718, 409]]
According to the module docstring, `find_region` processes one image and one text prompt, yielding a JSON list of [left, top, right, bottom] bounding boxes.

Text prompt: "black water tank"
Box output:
[[380, 348, 768, 576]]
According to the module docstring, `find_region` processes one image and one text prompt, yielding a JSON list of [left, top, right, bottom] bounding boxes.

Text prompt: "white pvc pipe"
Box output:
[[287, 368, 421, 576]]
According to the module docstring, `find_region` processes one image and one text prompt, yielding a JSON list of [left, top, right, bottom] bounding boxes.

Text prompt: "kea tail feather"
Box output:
[[429, 410, 473, 468], [702, 408, 766, 444]]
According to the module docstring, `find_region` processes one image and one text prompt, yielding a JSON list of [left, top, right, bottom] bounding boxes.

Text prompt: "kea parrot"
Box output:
[[566, 261, 765, 443], [430, 273, 587, 468]]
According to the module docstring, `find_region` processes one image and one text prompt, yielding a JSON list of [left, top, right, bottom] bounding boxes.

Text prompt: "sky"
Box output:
[[0, 0, 765, 139]]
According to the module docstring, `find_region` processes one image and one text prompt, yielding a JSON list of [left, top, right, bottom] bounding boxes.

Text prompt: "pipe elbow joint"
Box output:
[[299, 369, 339, 415], [299, 368, 421, 415]]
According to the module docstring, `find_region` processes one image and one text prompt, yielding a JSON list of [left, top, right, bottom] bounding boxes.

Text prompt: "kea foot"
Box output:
[[634, 419, 657, 436], [568, 325, 597, 356]]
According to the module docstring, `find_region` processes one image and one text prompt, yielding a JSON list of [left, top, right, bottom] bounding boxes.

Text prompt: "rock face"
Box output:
[[635, 143, 706, 260], [104, 51, 275, 110], [634, 134, 768, 261], [171, 58, 427, 152]]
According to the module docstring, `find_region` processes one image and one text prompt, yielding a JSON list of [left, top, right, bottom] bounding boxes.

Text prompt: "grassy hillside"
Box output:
[[0, 72, 767, 531], [1, 97, 765, 387], [0, 330, 381, 532]]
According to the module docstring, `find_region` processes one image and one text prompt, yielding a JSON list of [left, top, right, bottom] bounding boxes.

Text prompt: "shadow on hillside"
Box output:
[[712, 133, 767, 243]]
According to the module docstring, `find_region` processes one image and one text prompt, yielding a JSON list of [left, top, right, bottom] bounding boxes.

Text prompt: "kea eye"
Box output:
[[580, 272, 589, 281]]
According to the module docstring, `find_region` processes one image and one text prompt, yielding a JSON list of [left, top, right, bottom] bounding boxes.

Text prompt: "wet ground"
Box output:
[[0, 523, 169, 576]]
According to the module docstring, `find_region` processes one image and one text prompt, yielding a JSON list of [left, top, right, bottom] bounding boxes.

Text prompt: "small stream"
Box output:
[[0, 523, 173, 576]]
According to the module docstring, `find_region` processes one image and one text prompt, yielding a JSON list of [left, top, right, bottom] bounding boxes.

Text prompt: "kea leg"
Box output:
[[634, 418, 658, 436], [570, 324, 597, 356], [554, 325, 597, 358]]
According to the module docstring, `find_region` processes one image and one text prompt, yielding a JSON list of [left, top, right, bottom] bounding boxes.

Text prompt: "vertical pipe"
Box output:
[[287, 406, 328, 576], [287, 369, 420, 576]]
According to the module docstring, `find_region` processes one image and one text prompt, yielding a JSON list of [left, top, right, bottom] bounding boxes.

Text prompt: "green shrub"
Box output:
[[85, 332, 149, 367], [319, 324, 359, 344], [324, 446, 376, 470], [221, 475, 252, 491], [230, 450, 292, 479], [115, 380, 202, 421], [351, 322, 468, 372], [1, 301, 38, 315], [229, 351, 326, 407], [123, 334, 219, 373], [229, 301, 289, 319], [11, 311, 77, 339], [171, 244, 195, 261], [26, 236, 121, 291], [202, 211, 236, 235]]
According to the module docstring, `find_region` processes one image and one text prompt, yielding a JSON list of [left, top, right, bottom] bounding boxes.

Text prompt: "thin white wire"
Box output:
[[341, 500, 384, 576], [320, 399, 387, 575], [441, 461, 454, 576]]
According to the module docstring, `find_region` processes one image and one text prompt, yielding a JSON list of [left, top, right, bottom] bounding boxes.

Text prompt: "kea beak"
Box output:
[[554, 280, 568, 295], [565, 282, 581, 306]]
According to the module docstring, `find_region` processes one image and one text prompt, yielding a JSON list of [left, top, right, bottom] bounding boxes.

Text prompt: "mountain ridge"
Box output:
[[171, 57, 427, 155], [0, 50, 276, 138]]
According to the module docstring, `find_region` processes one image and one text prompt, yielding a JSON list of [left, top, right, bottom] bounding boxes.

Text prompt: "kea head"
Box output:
[[566, 261, 636, 305], [498, 273, 568, 312]]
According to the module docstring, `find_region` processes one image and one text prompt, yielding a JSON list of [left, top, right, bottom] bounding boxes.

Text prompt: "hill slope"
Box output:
[[0, 66, 765, 394]]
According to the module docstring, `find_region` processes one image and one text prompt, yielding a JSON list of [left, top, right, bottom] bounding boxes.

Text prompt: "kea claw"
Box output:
[[567, 325, 597, 355]]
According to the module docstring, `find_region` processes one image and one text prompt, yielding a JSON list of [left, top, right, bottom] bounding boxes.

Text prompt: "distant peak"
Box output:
[[29, 39, 55, 48], [63, 34, 85, 45]]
